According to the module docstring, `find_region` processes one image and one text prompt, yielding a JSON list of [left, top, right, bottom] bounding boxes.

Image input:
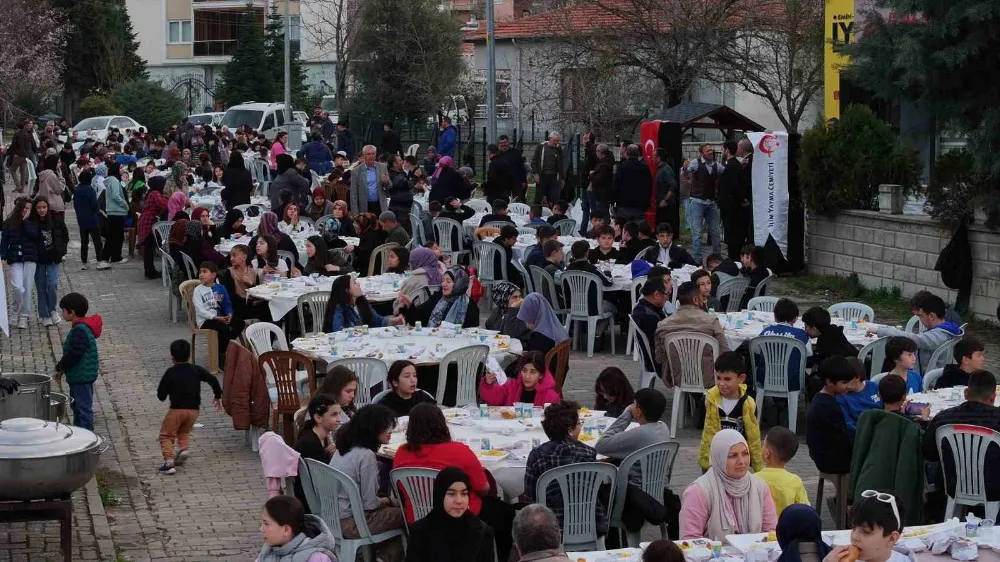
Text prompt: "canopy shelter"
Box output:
[[650, 102, 766, 138]]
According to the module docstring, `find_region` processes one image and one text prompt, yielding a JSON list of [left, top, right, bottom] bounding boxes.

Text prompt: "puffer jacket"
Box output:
[[0, 220, 40, 263], [223, 340, 271, 430], [479, 371, 561, 407], [255, 515, 337, 562], [698, 384, 762, 472], [57, 316, 104, 385]]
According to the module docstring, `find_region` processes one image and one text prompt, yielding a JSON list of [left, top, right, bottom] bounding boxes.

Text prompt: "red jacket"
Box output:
[[222, 341, 271, 429], [392, 441, 490, 522], [137, 190, 168, 244], [479, 372, 561, 407]]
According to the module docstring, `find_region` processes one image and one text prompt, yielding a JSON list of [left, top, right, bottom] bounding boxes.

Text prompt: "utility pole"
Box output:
[[485, 0, 497, 143], [284, 0, 302, 149]]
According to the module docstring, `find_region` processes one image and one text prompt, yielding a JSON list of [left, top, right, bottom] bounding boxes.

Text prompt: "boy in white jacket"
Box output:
[[192, 261, 244, 368]]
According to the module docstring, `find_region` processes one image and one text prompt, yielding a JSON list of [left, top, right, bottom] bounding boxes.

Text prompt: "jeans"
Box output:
[[686, 197, 721, 262], [34, 263, 59, 318], [69, 383, 95, 431], [9, 262, 36, 317], [10, 156, 28, 191]]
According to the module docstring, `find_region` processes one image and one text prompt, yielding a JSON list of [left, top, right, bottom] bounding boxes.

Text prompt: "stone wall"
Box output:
[[808, 210, 1000, 321]]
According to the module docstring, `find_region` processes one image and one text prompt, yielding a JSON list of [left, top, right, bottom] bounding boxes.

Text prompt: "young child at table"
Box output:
[[588, 226, 620, 263], [757, 298, 809, 394], [836, 357, 882, 437], [756, 426, 810, 514], [738, 244, 770, 308], [594, 367, 635, 418], [192, 261, 245, 367], [882, 337, 923, 394], [699, 352, 762, 473], [821, 492, 910, 562], [156, 339, 222, 475], [528, 204, 547, 224], [805, 356, 855, 476], [479, 351, 561, 407], [877, 374, 929, 423], [936, 337, 986, 389], [586, 211, 605, 238]]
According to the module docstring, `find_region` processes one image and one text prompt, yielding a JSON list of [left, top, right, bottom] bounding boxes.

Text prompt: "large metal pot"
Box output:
[[48, 393, 73, 423], [0, 373, 52, 421], [0, 417, 108, 500]]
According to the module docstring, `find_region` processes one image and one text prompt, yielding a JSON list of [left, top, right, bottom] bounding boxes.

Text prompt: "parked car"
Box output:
[[187, 112, 225, 127], [220, 102, 305, 143], [70, 115, 145, 142]]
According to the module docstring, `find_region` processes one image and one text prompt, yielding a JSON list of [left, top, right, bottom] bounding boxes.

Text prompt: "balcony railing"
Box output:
[[474, 103, 513, 119], [193, 40, 238, 57]]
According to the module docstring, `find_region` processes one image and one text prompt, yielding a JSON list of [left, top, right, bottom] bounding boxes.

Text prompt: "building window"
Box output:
[[168, 20, 192, 44]]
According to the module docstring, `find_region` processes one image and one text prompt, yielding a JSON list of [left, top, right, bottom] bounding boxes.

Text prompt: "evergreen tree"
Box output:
[[216, 8, 276, 106], [263, 4, 311, 109]]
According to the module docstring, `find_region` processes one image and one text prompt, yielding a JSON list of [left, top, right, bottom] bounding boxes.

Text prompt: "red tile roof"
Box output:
[[464, 1, 636, 40]]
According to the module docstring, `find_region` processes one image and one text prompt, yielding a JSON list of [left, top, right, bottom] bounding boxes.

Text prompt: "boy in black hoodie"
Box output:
[[936, 338, 985, 389], [802, 306, 860, 401]]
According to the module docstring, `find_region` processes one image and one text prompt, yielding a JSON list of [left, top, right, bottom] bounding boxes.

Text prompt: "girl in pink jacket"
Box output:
[[479, 351, 561, 407]]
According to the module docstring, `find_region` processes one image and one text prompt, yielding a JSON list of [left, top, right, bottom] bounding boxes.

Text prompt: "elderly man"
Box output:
[[654, 281, 730, 388], [379, 211, 410, 247], [531, 132, 563, 206], [349, 145, 390, 214], [613, 143, 652, 223], [513, 505, 571, 562]]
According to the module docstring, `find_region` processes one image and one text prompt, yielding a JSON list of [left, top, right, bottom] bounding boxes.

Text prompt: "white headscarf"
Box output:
[[695, 429, 766, 541]]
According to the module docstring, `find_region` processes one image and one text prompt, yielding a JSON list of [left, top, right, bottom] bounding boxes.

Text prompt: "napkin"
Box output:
[[487, 356, 507, 385]]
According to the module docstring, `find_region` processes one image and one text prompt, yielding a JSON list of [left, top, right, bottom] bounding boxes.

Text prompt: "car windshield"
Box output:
[[72, 117, 111, 131], [221, 109, 263, 129], [188, 114, 213, 125], [320, 97, 338, 112]]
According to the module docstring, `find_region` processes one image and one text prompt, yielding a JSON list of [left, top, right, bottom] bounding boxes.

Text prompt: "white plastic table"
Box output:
[[246, 272, 402, 319], [463, 213, 530, 238], [712, 311, 882, 351]]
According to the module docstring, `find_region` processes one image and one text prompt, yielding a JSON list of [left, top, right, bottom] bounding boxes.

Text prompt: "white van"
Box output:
[[220, 102, 304, 142]]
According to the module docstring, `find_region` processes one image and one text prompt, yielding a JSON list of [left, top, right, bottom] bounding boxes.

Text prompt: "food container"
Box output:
[[0, 417, 108, 500], [0, 373, 53, 422]]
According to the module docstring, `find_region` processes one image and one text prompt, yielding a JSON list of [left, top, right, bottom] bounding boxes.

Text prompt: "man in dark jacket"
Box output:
[[478, 199, 516, 228], [640, 223, 697, 269], [653, 147, 678, 236], [497, 135, 527, 201], [386, 154, 413, 234], [10, 120, 36, 193], [531, 133, 563, 206], [523, 225, 558, 270], [379, 122, 402, 157], [579, 132, 598, 235], [483, 144, 513, 203], [718, 140, 751, 262], [632, 277, 668, 374], [613, 144, 652, 223], [335, 121, 355, 162], [589, 144, 615, 222], [936, 338, 985, 389], [437, 117, 457, 158], [72, 170, 108, 270]]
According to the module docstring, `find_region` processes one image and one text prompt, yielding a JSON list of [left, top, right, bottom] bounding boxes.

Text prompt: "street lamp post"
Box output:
[[486, 0, 497, 143]]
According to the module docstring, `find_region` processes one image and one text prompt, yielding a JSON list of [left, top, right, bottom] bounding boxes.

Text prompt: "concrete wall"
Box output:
[[808, 210, 1000, 321]]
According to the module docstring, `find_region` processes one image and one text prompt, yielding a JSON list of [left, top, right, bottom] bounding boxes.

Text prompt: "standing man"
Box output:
[[687, 143, 724, 263], [531, 132, 563, 206], [718, 140, 750, 261], [738, 138, 755, 251], [10, 120, 35, 193], [349, 145, 390, 215], [379, 121, 402, 157], [654, 147, 679, 235], [483, 144, 511, 202], [612, 144, 652, 223], [437, 116, 457, 159], [589, 143, 614, 223], [320, 111, 336, 143], [335, 120, 355, 162], [497, 134, 527, 201], [580, 131, 598, 234]]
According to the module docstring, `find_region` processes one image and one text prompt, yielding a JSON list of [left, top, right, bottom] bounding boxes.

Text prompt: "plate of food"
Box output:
[[442, 408, 469, 420], [497, 408, 517, 420], [477, 449, 509, 464], [727, 531, 779, 553]]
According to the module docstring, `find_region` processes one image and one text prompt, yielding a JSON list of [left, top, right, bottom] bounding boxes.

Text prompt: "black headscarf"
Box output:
[[148, 175, 167, 192], [776, 504, 830, 562], [218, 209, 246, 239], [227, 150, 245, 170], [423, 468, 487, 562]]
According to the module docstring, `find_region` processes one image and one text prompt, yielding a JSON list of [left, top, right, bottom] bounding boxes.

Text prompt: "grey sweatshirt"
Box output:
[[875, 322, 963, 372], [595, 409, 672, 485]]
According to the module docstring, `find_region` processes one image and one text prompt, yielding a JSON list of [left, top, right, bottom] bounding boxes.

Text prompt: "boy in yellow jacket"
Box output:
[[698, 351, 762, 472]]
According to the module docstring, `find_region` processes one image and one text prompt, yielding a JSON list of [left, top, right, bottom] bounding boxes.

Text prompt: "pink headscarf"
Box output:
[[432, 155, 455, 180], [167, 192, 188, 219], [257, 211, 280, 237]]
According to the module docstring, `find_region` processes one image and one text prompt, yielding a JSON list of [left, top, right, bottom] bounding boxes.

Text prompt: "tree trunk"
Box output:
[[63, 88, 81, 124], [661, 78, 685, 109]]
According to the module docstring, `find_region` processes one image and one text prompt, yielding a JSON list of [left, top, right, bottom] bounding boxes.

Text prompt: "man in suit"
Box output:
[[718, 140, 751, 262], [640, 222, 698, 269], [349, 144, 390, 215]]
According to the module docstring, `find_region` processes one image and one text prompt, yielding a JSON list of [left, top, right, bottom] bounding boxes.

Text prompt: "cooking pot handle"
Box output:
[[93, 436, 111, 455]]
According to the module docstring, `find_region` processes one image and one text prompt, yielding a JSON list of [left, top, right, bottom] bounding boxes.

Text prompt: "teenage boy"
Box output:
[[565, 240, 615, 315], [690, 269, 721, 312], [528, 204, 547, 224], [156, 339, 223, 474], [836, 357, 882, 437], [586, 212, 605, 238], [541, 239, 565, 278], [867, 293, 962, 372], [192, 262, 245, 367], [699, 352, 762, 472], [478, 199, 515, 228], [935, 337, 986, 389], [877, 374, 928, 423], [641, 222, 697, 269], [758, 298, 809, 396], [758, 426, 810, 514], [908, 290, 963, 326], [739, 244, 769, 307], [705, 252, 741, 298], [495, 225, 523, 287], [523, 225, 558, 270], [588, 226, 620, 263], [596, 388, 672, 470], [823, 493, 911, 562], [55, 293, 103, 431], [546, 200, 570, 225], [882, 336, 922, 394], [802, 307, 859, 368], [806, 356, 855, 476]]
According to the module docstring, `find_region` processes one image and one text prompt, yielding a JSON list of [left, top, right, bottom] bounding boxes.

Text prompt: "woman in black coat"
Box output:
[[405, 468, 496, 562], [221, 151, 254, 208]]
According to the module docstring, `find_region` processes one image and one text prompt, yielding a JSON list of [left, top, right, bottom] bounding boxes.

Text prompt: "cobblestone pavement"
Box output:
[[1, 187, 996, 561]]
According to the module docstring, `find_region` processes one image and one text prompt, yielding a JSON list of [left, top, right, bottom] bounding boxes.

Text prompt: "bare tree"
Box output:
[[300, 0, 361, 100], [0, 0, 66, 119], [716, 0, 823, 131]]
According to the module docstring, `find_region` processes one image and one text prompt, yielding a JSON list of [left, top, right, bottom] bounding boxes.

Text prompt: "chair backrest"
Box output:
[[561, 270, 605, 318], [465, 199, 492, 214], [159, 248, 177, 287], [630, 276, 647, 310], [629, 315, 657, 376], [178, 280, 202, 332], [277, 250, 296, 272], [432, 217, 465, 253], [244, 322, 290, 357], [437, 345, 489, 406], [314, 214, 336, 233], [409, 286, 432, 307], [368, 242, 400, 276], [332, 183, 349, 203], [610, 442, 679, 523], [473, 241, 508, 283], [857, 337, 889, 380], [923, 368, 945, 391], [529, 265, 565, 312], [482, 221, 512, 231], [553, 219, 577, 236], [153, 221, 174, 247], [517, 226, 538, 237], [747, 296, 780, 313], [298, 457, 319, 514], [179, 252, 198, 280], [753, 272, 774, 298], [663, 332, 720, 390], [905, 314, 925, 334], [389, 467, 439, 525], [545, 340, 571, 395], [327, 357, 389, 407], [410, 213, 426, 247], [828, 302, 875, 323], [296, 292, 330, 336], [926, 338, 961, 373], [749, 336, 807, 392], [716, 276, 751, 313], [935, 424, 1000, 507], [535, 462, 618, 551], [508, 202, 530, 216], [259, 350, 316, 410], [511, 259, 532, 293], [305, 459, 371, 540]]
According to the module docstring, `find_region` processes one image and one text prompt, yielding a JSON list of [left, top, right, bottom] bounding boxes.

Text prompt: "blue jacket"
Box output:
[[0, 221, 40, 264], [327, 304, 388, 332], [837, 380, 882, 437], [73, 182, 102, 230], [301, 141, 333, 175], [438, 125, 457, 158]]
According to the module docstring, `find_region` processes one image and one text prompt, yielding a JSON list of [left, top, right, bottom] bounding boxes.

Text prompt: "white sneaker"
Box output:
[[96, 261, 111, 270], [50, 312, 62, 325], [42, 317, 54, 327], [81, 265, 88, 270], [16, 317, 27, 329], [116, 258, 129, 265]]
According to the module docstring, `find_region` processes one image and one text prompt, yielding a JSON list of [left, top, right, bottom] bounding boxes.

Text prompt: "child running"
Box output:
[[157, 339, 222, 474]]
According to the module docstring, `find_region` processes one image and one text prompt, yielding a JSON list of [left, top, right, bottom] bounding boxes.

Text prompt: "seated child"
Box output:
[[528, 204, 547, 224], [758, 298, 809, 393], [594, 367, 636, 419], [836, 357, 882, 437], [586, 212, 605, 238], [878, 374, 929, 423], [757, 426, 810, 514], [802, 306, 859, 368], [882, 337, 922, 394], [588, 226, 620, 263], [936, 337, 985, 389], [192, 261, 245, 366], [479, 351, 561, 407], [806, 357, 855, 475], [739, 244, 770, 307], [821, 492, 910, 562], [699, 352, 762, 473]]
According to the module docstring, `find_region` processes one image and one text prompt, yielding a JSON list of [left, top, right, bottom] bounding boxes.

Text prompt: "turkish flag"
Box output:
[[639, 120, 661, 228]]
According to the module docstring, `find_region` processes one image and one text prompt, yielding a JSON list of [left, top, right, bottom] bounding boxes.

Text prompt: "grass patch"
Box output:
[[94, 469, 121, 507], [784, 273, 911, 319], [109, 547, 133, 562]]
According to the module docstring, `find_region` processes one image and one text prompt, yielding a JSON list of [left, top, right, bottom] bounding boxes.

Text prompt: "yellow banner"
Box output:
[[824, 0, 855, 120]]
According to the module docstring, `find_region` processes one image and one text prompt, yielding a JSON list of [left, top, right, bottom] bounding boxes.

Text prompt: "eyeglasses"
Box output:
[[861, 490, 900, 529]]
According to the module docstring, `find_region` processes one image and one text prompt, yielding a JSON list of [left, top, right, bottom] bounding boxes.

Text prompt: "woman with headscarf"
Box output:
[[248, 211, 300, 268], [298, 235, 351, 277], [190, 206, 220, 245], [484, 281, 531, 337], [217, 209, 248, 240], [399, 266, 478, 328], [164, 161, 189, 196], [428, 156, 470, 204], [221, 151, 253, 208], [351, 213, 387, 277], [329, 200, 355, 237], [393, 247, 442, 314], [516, 293, 570, 353], [168, 219, 190, 277], [35, 154, 66, 220], [404, 467, 497, 562], [167, 191, 190, 221], [305, 187, 334, 222], [182, 219, 227, 268], [775, 505, 829, 562], [91, 162, 108, 199], [679, 429, 777, 542], [139, 175, 169, 279]]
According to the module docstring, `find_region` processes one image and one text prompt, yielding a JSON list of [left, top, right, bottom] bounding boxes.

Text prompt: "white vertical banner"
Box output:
[[0, 263, 8, 336], [747, 131, 790, 258]]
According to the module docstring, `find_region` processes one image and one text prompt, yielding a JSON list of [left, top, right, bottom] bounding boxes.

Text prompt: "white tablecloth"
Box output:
[[713, 311, 882, 350], [247, 272, 403, 319], [907, 386, 1000, 418], [190, 193, 270, 209], [464, 213, 530, 238]]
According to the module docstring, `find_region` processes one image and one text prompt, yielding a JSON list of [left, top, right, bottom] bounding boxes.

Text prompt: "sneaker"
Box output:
[[50, 312, 62, 325], [158, 463, 176, 475], [42, 317, 54, 327], [174, 449, 190, 466], [96, 261, 111, 270], [114, 258, 129, 265], [16, 317, 27, 330], [81, 265, 88, 271]]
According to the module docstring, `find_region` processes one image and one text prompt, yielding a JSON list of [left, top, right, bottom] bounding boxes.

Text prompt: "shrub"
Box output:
[[799, 104, 923, 215], [924, 150, 986, 229], [78, 95, 120, 120], [110, 80, 186, 136]]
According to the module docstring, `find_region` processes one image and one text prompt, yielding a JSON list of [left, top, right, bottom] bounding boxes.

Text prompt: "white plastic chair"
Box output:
[[409, 213, 426, 248], [158, 249, 181, 322], [626, 276, 647, 360], [474, 241, 508, 305], [609, 442, 679, 547], [530, 265, 568, 323], [153, 220, 175, 287], [828, 302, 875, 323], [511, 259, 532, 293], [535, 462, 618, 552], [465, 199, 492, 214], [296, 292, 329, 336], [436, 345, 489, 407], [517, 226, 538, 236], [253, 159, 271, 196], [389, 467, 439, 532], [277, 250, 296, 272], [179, 251, 198, 281], [905, 315, 925, 334], [368, 242, 400, 276], [482, 221, 512, 230], [298, 457, 318, 511], [561, 270, 616, 358], [508, 202, 530, 216], [747, 296, 780, 313], [750, 335, 808, 433], [244, 322, 309, 399], [858, 337, 889, 381], [716, 275, 751, 313], [305, 459, 405, 562], [935, 424, 1000, 520], [926, 338, 961, 374], [432, 217, 470, 264], [628, 315, 659, 390], [753, 272, 774, 298], [663, 332, 719, 438], [553, 219, 577, 236], [328, 358, 389, 407], [923, 368, 945, 391]]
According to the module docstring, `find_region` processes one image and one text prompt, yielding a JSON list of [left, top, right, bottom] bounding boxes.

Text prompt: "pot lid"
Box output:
[[0, 417, 101, 459]]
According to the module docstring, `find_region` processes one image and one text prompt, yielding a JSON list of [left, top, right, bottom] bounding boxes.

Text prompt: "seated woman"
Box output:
[[279, 201, 308, 235], [679, 429, 777, 541], [480, 351, 561, 407], [641, 541, 686, 562], [217, 209, 248, 240], [255, 496, 336, 562], [397, 266, 479, 328], [394, 247, 442, 314], [594, 367, 635, 419], [190, 206, 220, 245], [516, 293, 570, 353], [167, 191, 190, 221], [249, 211, 300, 268], [323, 275, 404, 332], [404, 468, 498, 562], [330, 200, 356, 237], [251, 235, 289, 278], [293, 395, 341, 512], [219, 244, 272, 322], [376, 360, 436, 416], [183, 218, 227, 268], [384, 246, 409, 275], [306, 187, 334, 222], [484, 282, 528, 336], [297, 235, 351, 277], [167, 219, 190, 278], [775, 505, 829, 562], [328, 405, 404, 562], [352, 213, 388, 277]]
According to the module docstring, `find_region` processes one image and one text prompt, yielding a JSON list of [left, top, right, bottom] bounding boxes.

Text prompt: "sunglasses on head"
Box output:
[[861, 490, 900, 530]]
